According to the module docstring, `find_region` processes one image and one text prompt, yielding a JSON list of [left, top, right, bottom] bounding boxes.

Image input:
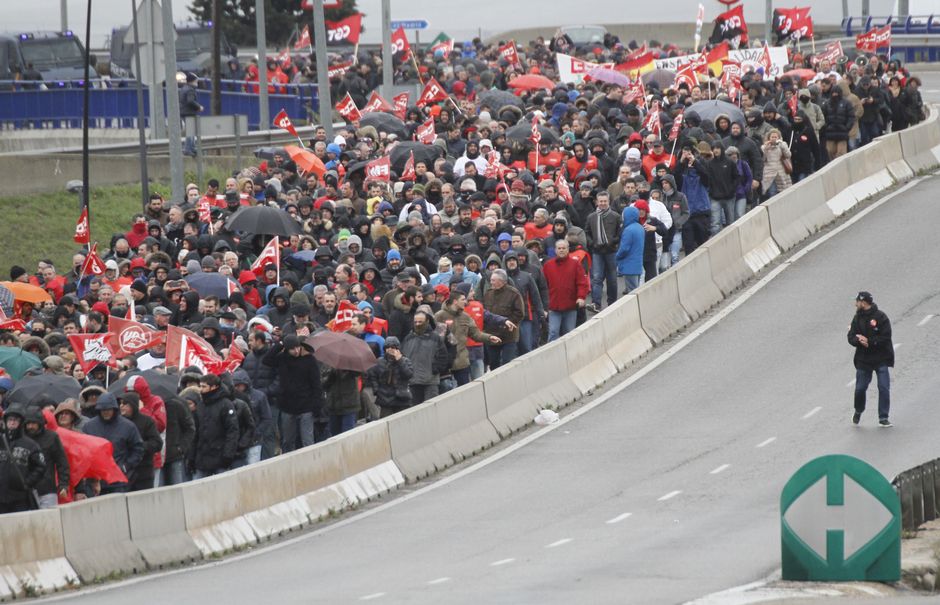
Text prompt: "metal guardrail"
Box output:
[[841, 14, 940, 36], [892, 458, 940, 531]]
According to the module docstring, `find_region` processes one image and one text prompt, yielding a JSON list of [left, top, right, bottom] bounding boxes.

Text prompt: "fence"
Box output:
[[893, 458, 940, 532]]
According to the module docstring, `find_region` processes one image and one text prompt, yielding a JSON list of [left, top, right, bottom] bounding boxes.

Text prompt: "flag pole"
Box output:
[[275, 236, 281, 286]]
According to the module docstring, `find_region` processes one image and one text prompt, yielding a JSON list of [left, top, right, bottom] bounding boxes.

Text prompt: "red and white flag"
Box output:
[[197, 197, 212, 224], [856, 24, 891, 53], [362, 90, 394, 114], [334, 92, 362, 122], [642, 100, 662, 137], [813, 41, 844, 66], [415, 118, 436, 144], [721, 60, 742, 101], [74, 206, 90, 244], [668, 110, 684, 142], [325, 14, 363, 45], [273, 109, 298, 137], [68, 333, 117, 373], [251, 236, 280, 276], [391, 92, 410, 119], [390, 26, 411, 60], [226, 278, 241, 298], [0, 306, 26, 332], [759, 42, 773, 75], [555, 171, 572, 204], [294, 25, 312, 50], [787, 94, 799, 118], [674, 62, 699, 90], [328, 61, 354, 79], [417, 77, 448, 107], [329, 299, 359, 332], [108, 315, 165, 358], [80, 243, 107, 277], [400, 151, 416, 181], [498, 40, 521, 67], [623, 78, 646, 107], [166, 326, 222, 374], [483, 150, 504, 180], [365, 156, 391, 182], [529, 115, 542, 145], [276, 47, 291, 65]]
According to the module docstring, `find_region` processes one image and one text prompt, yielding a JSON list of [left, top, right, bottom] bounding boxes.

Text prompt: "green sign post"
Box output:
[[781, 454, 900, 581]]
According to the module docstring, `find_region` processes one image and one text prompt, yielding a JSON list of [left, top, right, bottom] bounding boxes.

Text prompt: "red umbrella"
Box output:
[[782, 68, 817, 82], [508, 74, 556, 91], [284, 145, 327, 178]]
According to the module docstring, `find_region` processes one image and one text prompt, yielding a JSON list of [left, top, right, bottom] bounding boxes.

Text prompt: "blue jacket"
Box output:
[[681, 168, 711, 215], [615, 207, 645, 276]]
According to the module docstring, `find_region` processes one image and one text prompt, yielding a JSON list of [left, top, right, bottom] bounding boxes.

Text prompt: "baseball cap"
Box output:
[[856, 291, 873, 304]]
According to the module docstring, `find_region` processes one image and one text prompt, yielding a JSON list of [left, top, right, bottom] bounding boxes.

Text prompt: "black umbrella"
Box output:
[[226, 205, 301, 237], [344, 159, 371, 181], [477, 89, 524, 111], [359, 112, 408, 139], [184, 272, 241, 299], [389, 142, 445, 174], [6, 374, 81, 406], [686, 100, 745, 125], [109, 369, 181, 400], [253, 146, 288, 160], [505, 122, 559, 145]]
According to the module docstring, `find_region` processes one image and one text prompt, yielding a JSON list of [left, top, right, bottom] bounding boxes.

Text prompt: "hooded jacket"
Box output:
[[83, 393, 144, 482], [192, 384, 239, 472], [541, 250, 591, 312], [822, 87, 856, 142], [722, 125, 763, 182], [23, 408, 68, 497], [365, 342, 414, 409], [0, 406, 45, 504], [117, 392, 163, 483], [401, 315, 449, 386], [615, 206, 645, 276], [262, 339, 324, 415], [696, 141, 739, 200]]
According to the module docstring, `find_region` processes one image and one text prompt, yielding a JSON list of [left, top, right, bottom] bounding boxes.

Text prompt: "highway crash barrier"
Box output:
[[898, 105, 940, 174], [735, 206, 781, 274], [0, 509, 77, 600], [564, 317, 618, 394], [635, 270, 692, 344], [762, 175, 834, 252], [593, 295, 653, 372], [674, 247, 723, 321], [126, 485, 202, 569], [59, 494, 145, 582]]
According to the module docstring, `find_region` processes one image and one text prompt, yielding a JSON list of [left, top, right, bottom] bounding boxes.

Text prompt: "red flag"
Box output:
[[555, 171, 572, 204], [325, 14, 363, 45], [400, 151, 416, 181], [334, 92, 362, 122], [787, 94, 799, 118], [642, 100, 662, 137], [251, 236, 280, 276], [362, 90, 394, 114], [392, 92, 410, 119], [774, 7, 814, 41], [327, 61, 354, 79], [165, 325, 229, 375], [74, 206, 90, 244], [197, 197, 212, 224], [276, 47, 291, 65], [226, 278, 241, 298], [365, 156, 391, 182], [529, 115, 542, 145], [668, 110, 684, 142], [623, 78, 646, 108], [813, 41, 844, 66], [415, 118, 436, 144], [483, 150, 504, 180], [721, 60, 742, 101], [80, 243, 107, 277], [498, 40, 520, 67], [330, 300, 359, 332], [68, 333, 117, 373], [294, 25, 312, 50], [625, 43, 648, 61], [417, 77, 448, 107], [390, 26, 411, 60], [856, 24, 891, 53], [273, 109, 298, 137], [108, 316, 165, 358], [52, 420, 127, 495], [674, 63, 699, 90], [760, 42, 773, 74], [709, 4, 748, 47]]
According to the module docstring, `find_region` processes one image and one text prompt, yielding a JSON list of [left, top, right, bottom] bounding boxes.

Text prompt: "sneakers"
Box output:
[[852, 411, 862, 425], [879, 418, 893, 427], [586, 303, 601, 314]]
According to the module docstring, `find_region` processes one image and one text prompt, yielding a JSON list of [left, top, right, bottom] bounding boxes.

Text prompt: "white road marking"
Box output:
[[658, 490, 682, 501], [918, 314, 934, 327], [756, 437, 776, 448], [490, 558, 515, 567], [359, 593, 386, 601], [606, 512, 633, 524], [802, 406, 822, 419], [710, 464, 730, 475], [427, 577, 451, 585], [546, 538, 572, 548]]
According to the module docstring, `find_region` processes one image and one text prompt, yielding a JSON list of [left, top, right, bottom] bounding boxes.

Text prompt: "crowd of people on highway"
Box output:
[[0, 29, 926, 513]]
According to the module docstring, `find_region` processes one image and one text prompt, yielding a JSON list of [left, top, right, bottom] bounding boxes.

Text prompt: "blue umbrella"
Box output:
[[289, 250, 318, 262], [184, 272, 240, 299]]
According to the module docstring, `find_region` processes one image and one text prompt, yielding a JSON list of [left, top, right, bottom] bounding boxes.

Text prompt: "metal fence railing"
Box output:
[[892, 458, 940, 532]]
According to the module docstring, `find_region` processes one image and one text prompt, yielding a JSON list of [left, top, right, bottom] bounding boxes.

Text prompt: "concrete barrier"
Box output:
[[898, 108, 940, 174], [762, 176, 832, 252], [182, 471, 257, 556], [635, 271, 691, 344], [481, 339, 580, 437], [564, 318, 618, 394], [594, 295, 653, 371], [126, 486, 202, 569], [387, 381, 500, 481], [60, 495, 145, 582], [701, 223, 751, 296], [232, 457, 309, 543], [674, 247, 724, 320], [736, 206, 781, 274], [817, 154, 859, 216], [0, 509, 77, 599]]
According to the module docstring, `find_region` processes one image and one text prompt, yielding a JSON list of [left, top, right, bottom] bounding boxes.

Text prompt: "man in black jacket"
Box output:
[[161, 395, 196, 486], [848, 291, 894, 427], [243, 331, 280, 459], [192, 374, 239, 478], [822, 87, 855, 161], [696, 141, 739, 235], [0, 405, 46, 512], [263, 335, 324, 452], [83, 393, 143, 494], [179, 72, 203, 157], [23, 407, 69, 508], [117, 392, 163, 491], [583, 191, 622, 312]]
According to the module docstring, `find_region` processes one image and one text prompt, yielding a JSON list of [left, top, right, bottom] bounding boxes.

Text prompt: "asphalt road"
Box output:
[[44, 97, 940, 605]]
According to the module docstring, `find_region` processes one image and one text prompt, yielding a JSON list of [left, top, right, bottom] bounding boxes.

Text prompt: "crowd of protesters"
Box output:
[[0, 28, 926, 513]]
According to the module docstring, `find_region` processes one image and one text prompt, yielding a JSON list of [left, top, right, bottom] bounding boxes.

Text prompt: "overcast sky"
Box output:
[[7, 0, 903, 48]]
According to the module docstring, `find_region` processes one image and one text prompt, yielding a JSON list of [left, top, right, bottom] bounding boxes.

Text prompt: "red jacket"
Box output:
[[541, 255, 590, 311]]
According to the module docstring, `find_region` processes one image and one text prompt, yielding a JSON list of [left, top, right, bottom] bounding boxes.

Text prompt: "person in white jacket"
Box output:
[[647, 189, 673, 271]]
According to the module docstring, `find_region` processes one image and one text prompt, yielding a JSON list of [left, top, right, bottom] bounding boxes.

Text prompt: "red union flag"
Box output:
[[328, 61, 353, 79], [498, 40, 520, 66], [555, 171, 572, 204], [108, 315, 165, 358], [400, 151, 416, 181], [334, 92, 362, 122], [294, 25, 312, 50], [165, 325, 223, 374], [623, 78, 646, 108], [415, 118, 435, 144], [529, 115, 541, 145], [813, 40, 844, 66], [365, 156, 391, 182], [674, 63, 699, 90], [80, 243, 107, 277], [483, 150, 503, 180], [251, 236, 280, 276], [856, 24, 891, 52], [330, 300, 359, 332], [197, 197, 212, 224], [390, 26, 411, 60], [74, 206, 90, 244], [773, 7, 813, 41], [362, 90, 394, 114], [391, 92, 409, 119], [417, 77, 448, 107], [668, 110, 684, 142], [325, 14, 363, 45], [642, 100, 662, 137], [272, 109, 298, 137], [68, 333, 117, 373]]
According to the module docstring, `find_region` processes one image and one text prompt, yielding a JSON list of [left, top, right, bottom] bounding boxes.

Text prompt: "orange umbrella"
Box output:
[[284, 145, 327, 178], [0, 281, 52, 304], [507, 74, 556, 91]]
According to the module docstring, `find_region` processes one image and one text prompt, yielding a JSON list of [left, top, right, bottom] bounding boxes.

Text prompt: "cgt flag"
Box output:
[[272, 109, 298, 138], [415, 118, 436, 144], [365, 156, 391, 182], [391, 92, 410, 119], [80, 243, 107, 277], [390, 26, 411, 60], [325, 14, 363, 45], [709, 4, 748, 48], [773, 7, 814, 43], [74, 206, 90, 244], [498, 40, 521, 67], [251, 236, 280, 276], [856, 24, 891, 52], [417, 77, 448, 107], [400, 151, 417, 181], [362, 90, 394, 114], [294, 25, 312, 50], [329, 299, 360, 332], [334, 92, 362, 122]]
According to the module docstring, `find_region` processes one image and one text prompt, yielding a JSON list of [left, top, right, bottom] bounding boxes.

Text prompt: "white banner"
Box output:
[[653, 46, 789, 81], [556, 52, 615, 85]]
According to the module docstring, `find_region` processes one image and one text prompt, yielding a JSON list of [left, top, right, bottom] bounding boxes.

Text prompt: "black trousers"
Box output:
[[682, 214, 711, 255]]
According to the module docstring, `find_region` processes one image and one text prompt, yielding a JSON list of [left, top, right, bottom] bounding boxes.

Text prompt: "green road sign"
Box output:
[[781, 454, 900, 581]]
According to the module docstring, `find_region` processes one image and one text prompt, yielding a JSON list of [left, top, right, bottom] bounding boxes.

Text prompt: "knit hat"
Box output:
[[9, 266, 26, 281], [511, 180, 526, 192], [130, 280, 148, 295], [186, 260, 201, 274], [387, 249, 402, 262], [201, 256, 217, 269], [385, 336, 401, 349]]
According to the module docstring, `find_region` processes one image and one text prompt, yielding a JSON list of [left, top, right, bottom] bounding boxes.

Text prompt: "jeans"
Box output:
[[859, 120, 882, 146], [160, 459, 189, 486], [855, 366, 891, 420], [453, 367, 472, 387], [410, 383, 439, 405], [37, 493, 58, 509], [591, 252, 618, 305], [669, 234, 682, 265], [230, 444, 263, 469], [280, 411, 315, 453], [486, 341, 518, 370], [710, 198, 735, 234], [193, 468, 226, 481], [547, 309, 577, 342], [439, 376, 457, 394], [621, 274, 640, 294], [468, 346, 485, 379], [518, 319, 535, 355], [329, 413, 357, 437], [734, 198, 747, 222]]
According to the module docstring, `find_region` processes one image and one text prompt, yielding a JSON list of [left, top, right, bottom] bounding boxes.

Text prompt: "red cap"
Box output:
[[92, 301, 110, 315], [238, 270, 258, 286], [130, 257, 146, 269]]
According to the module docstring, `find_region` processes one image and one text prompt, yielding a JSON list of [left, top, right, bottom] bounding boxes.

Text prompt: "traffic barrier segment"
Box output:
[[182, 471, 257, 556], [593, 295, 653, 372], [236, 456, 310, 543], [736, 206, 781, 274], [701, 225, 751, 297], [59, 494, 145, 582], [898, 105, 940, 174], [674, 247, 724, 321], [126, 486, 202, 569], [635, 270, 691, 344], [387, 381, 500, 481], [0, 509, 77, 600], [817, 154, 859, 216], [762, 176, 832, 252], [564, 318, 617, 394]]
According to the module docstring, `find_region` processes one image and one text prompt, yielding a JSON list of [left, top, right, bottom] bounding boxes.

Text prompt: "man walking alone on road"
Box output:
[[848, 291, 894, 427]]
